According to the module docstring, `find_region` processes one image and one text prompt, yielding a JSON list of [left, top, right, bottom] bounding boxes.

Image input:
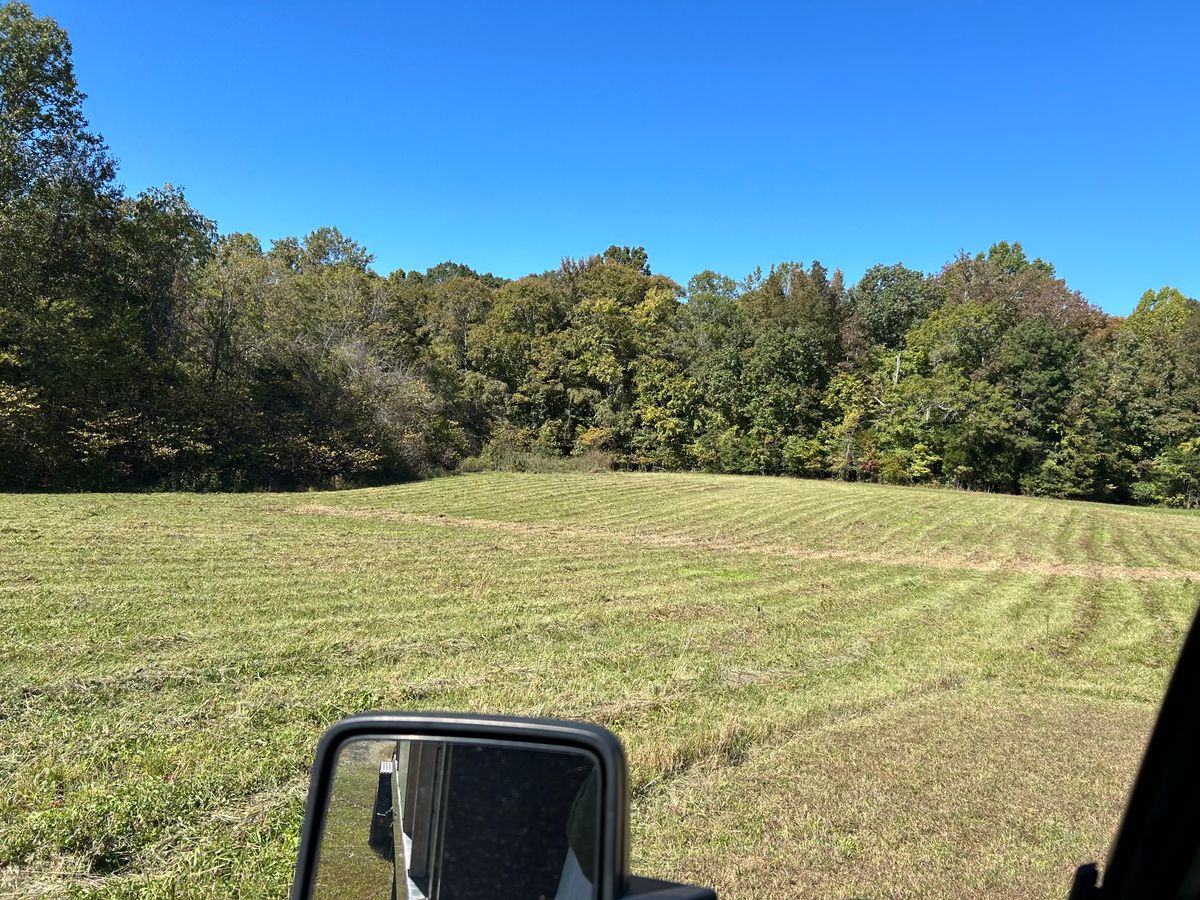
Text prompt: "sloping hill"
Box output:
[[2, 473, 1197, 897]]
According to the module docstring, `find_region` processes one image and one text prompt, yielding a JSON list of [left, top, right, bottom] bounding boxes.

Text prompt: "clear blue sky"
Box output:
[[39, 1, 1199, 314]]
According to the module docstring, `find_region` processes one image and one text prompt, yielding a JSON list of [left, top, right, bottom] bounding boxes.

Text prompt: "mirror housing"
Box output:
[[292, 711, 715, 900]]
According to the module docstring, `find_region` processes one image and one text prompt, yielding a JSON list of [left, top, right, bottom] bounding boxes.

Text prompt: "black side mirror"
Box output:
[[292, 711, 716, 900]]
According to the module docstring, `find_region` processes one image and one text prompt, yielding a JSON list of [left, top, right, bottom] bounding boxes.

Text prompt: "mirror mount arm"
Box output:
[[1068, 863, 1099, 900]]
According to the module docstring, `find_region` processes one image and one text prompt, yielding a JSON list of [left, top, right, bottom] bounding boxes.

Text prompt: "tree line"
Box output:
[[2, 2, 1198, 506]]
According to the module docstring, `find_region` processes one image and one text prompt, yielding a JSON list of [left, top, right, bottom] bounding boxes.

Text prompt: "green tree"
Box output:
[[0, 1, 123, 484], [0, 1, 110, 199], [848, 263, 939, 349], [1137, 439, 1200, 508], [601, 244, 650, 275]]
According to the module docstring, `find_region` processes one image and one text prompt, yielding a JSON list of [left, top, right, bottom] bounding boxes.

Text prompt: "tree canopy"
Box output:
[[2, 1, 1198, 507]]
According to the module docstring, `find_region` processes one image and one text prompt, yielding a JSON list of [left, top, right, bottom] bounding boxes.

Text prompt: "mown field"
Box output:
[[2, 472, 1198, 898]]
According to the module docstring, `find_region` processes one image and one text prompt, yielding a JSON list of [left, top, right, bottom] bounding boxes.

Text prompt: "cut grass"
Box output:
[[1, 472, 1197, 897]]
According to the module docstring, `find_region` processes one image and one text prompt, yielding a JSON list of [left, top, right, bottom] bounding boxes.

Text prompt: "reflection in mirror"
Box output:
[[313, 736, 600, 900]]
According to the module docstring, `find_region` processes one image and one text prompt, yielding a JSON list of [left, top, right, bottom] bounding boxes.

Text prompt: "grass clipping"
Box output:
[[2, 472, 1198, 898]]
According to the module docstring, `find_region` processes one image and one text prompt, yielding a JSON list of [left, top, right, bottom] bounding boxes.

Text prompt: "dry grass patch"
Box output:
[[635, 689, 1153, 899]]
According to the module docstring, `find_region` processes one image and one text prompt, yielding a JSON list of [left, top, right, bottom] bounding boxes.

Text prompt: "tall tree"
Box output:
[[848, 263, 940, 349]]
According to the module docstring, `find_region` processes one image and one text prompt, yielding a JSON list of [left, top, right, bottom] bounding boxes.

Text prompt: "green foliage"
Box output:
[[1, 1, 1197, 504], [601, 244, 651, 275], [460, 423, 613, 473], [847, 263, 940, 348], [1136, 439, 1200, 509], [1128, 285, 1193, 335], [906, 301, 1011, 375], [0, 0, 110, 199]]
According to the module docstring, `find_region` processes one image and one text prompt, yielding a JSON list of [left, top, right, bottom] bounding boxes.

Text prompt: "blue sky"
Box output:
[[40, 1, 1199, 314]]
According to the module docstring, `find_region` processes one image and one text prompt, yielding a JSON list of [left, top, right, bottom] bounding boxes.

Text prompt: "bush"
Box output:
[[1138, 439, 1200, 508], [460, 424, 613, 474], [460, 449, 613, 474], [781, 435, 825, 477]]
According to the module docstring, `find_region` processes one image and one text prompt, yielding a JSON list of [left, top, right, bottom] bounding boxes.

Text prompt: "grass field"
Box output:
[[2, 472, 1198, 898]]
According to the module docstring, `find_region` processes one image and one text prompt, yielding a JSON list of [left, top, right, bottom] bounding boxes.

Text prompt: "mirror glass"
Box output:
[[312, 736, 600, 900]]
